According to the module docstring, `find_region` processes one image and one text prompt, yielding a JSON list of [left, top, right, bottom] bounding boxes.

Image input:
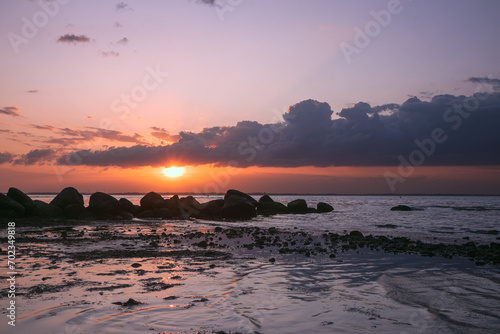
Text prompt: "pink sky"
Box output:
[[1, 0, 500, 194]]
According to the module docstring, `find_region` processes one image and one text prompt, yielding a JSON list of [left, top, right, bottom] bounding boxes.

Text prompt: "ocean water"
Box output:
[[2, 195, 499, 333], [30, 194, 500, 244]]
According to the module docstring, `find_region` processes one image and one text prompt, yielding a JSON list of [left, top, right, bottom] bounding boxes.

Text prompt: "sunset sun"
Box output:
[[162, 166, 185, 178]]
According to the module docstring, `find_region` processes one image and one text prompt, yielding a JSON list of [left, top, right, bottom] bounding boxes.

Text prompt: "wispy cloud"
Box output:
[[116, 37, 129, 45], [150, 127, 181, 142], [116, 1, 133, 12], [27, 89, 39, 93], [467, 77, 500, 91], [0, 107, 20, 117], [100, 50, 120, 57], [57, 34, 91, 44]]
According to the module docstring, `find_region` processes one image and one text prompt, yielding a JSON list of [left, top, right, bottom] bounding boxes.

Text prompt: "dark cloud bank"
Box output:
[[57, 92, 500, 168]]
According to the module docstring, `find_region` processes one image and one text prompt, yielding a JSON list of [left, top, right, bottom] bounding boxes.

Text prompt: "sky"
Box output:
[[1, 0, 500, 194]]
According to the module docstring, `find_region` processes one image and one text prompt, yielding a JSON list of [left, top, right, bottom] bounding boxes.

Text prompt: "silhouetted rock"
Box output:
[[222, 195, 256, 220], [317, 202, 334, 213], [7, 187, 35, 211], [140, 192, 165, 210], [153, 208, 173, 219], [165, 195, 180, 216], [390, 205, 412, 211], [119, 198, 137, 215], [113, 298, 143, 307], [257, 195, 288, 216], [50, 187, 84, 209], [224, 189, 258, 206], [64, 203, 86, 219], [137, 210, 155, 219], [287, 199, 308, 213], [197, 199, 225, 219], [178, 196, 202, 219], [259, 194, 274, 203], [88, 192, 120, 217], [77, 211, 96, 220], [0, 193, 25, 218], [33, 200, 63, 218]]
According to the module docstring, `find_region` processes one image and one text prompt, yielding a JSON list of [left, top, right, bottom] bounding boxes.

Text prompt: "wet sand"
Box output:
[[1, 218, 499, 333]]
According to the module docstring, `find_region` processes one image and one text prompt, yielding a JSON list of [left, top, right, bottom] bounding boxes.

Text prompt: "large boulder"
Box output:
[[222, 195, 256, 220], [119, 198, 137, 215], [257, 195, 288, 216], [390, 205, 412, 211], [178, 196, 202, 219], [224, 189, 257, 206], [50, 187, 84, 209], [7, 187, 35, 211], [0, 193, 25, 218], [317, 202, 334, 213], [88, 192, 120, 217], [64, 203, 86, 219], [140, 192, 165, 210], [197, 199, 225, 220], [287, 199, 308, 213], [33, 200, 63, 218], [164, 195, 180, 216]]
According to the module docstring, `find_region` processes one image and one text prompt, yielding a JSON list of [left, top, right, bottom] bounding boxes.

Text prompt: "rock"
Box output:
[[257, 195, 288, 216], [0, 193, 25, 218], [349, 230, 364, 239], [317, 202, 334, 213], [390, 205, 412, 211], [50, 187, 84, 209], [178, 196, 202, 219], [119, 211, 134, 220], [197, 199, 224, 219], [222, 195, 256, 220], [153, 208, 173, 219], [164, 195, 180, 216], [259, 194, 274, 203], [113, 298, 143, 307], [119, 198, 137, 215], [33, 200, 63, 218], [140, 192, 165, 210], [77, 211, 96, 220], [7, 187, 35, 211], [64, 203, 86, 219], [88, 192, 120, 217], [287, 199, 308, 213], [136, 210, 155, 219], [224, 189, 258, 206]]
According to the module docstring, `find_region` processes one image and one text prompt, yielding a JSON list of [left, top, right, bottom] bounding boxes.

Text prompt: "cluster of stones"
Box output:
[[0, 187, 334, 221]]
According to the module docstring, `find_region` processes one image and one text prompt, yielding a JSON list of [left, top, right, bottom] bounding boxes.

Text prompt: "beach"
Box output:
[[1, 194, 500, 333]]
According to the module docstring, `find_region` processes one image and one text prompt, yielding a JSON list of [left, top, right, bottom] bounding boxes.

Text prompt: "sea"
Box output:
[[1, 195, 499, 333]]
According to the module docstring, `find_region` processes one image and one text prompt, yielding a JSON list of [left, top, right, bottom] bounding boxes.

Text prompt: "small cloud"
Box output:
[[196, 0, 217, 5], [0, 152, 14, 165], [116, 1, 132, 12], [116, 37, 129, 45], [30, 124, 55, 131], [87, 116, 93, 119], [13, 149, 56, 166], [100, 50, 120, 57], [57, 34, 91, 44], [0, 106, 20, 117], [467, 76, 500, 91], [27, 89, 39, 93], [114, 21, 124, 28]]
